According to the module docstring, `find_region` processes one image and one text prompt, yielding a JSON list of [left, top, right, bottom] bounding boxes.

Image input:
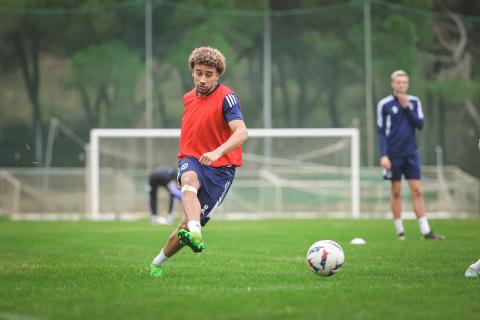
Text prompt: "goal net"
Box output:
[[88, 128, 360, 220], [0, 170, 21, 215]]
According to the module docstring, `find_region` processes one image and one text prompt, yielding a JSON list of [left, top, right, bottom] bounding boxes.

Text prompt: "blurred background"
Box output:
[[0, 0, 479, 218]]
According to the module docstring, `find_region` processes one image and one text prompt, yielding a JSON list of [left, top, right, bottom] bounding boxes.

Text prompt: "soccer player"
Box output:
[[376, 70, 444, 240], [149, 47, 248, 277], [464, 140, 480, 277], [147, 166, 181, 225]]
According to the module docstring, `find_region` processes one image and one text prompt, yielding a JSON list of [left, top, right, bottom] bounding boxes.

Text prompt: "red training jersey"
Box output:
[[178, 84, 243, 167]]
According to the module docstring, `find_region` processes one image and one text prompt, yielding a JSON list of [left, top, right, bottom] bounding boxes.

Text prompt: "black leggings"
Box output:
[[149, 186, 174, 216]]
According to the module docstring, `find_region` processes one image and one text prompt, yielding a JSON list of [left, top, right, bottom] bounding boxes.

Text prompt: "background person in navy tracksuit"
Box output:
[[377, 70, 444, 240]]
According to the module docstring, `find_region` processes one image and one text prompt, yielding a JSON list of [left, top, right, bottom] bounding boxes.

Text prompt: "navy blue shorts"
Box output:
[[386, 153, 421, 181], [177, 157, 235, 226]]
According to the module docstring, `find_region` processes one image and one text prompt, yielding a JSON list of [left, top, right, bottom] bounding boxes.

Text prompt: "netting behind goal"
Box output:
[[88, 129, 359, 220]]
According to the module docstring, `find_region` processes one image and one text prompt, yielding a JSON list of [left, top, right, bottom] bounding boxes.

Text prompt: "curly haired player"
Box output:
[[149, 47, 248, 278]]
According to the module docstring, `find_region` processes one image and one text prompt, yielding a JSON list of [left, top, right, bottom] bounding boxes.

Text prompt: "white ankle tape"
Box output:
[[181, 184, 197, 194]]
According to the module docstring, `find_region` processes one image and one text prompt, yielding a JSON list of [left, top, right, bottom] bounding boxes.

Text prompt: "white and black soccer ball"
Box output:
[[306, 240, 345, 277]]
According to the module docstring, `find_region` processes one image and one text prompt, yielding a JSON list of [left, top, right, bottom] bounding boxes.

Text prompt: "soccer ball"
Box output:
[[306, 240, 345, 277]]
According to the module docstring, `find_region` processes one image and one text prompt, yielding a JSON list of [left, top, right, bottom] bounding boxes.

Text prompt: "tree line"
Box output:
[[0, 0, 479, 178]]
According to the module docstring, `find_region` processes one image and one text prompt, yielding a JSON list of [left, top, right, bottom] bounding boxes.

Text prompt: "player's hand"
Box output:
[[380, 156, 391, 170], [395, 92, 410, 108], [199, 150, 221, 166]]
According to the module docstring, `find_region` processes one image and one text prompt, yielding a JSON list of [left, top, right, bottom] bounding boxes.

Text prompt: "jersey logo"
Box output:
[[225, 93, 238, 108], [180, 163, 189, 171], [392, 106, 398, 114]]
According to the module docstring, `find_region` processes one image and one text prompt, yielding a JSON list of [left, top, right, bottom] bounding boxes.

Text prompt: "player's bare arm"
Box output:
[[199, 120, 248, 166]]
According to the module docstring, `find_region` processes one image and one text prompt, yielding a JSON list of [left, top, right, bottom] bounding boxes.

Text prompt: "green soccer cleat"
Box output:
[[149, 263, 163, 278], [177, 229, 205, 253]]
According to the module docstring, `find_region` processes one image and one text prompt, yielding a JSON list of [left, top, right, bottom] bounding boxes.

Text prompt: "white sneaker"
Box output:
[[151, 216, 168, 225], [165, 215, 174, 224], [464, 265, 479, 278]]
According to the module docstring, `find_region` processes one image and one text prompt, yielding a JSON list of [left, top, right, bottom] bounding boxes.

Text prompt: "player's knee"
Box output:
[[391, 189, 401, 199], [180, 172, 199, 190], [411, 187, 422, 199]]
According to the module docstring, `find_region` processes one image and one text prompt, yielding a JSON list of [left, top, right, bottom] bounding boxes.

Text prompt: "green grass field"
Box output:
[[0, 217, 479, 320]]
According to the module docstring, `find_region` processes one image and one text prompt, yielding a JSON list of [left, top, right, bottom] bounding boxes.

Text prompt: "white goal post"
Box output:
[[89, 128, 360, 220]]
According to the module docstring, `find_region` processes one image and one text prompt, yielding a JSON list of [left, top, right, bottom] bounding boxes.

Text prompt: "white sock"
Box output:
[[418, 216, 431, 235], [152, 249, 169, 266], [394, 219, 404, 235], [187, 220, 201, 234], [472, 259, 480, 271]]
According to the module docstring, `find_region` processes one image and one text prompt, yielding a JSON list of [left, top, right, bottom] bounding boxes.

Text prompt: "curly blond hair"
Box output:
[[188, 47, 226, 76]]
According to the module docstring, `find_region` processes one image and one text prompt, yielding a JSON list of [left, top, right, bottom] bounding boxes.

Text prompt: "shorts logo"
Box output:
[[392, 106, 398, 114], [180, 163, 188, 171]]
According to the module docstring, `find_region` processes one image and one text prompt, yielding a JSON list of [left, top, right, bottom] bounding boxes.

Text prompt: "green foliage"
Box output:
[[63, 41, 144, 128], [0, 0, 479, 176], [427, 78, 475, 102], [396, 0, 434, 9], [0, 121, 35, 166], [373, 14, 419, 77]]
